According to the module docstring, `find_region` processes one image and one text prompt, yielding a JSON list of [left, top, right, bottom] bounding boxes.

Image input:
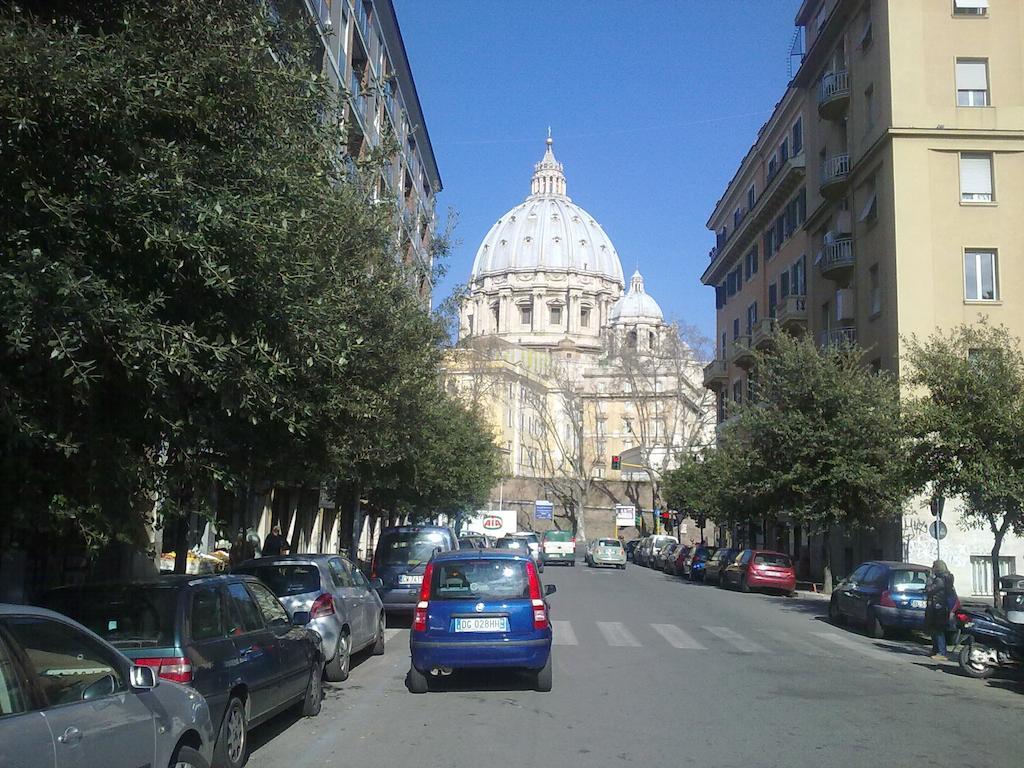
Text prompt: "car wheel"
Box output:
[[569, 560, 575, 567], [172, 745, 210, 768], [324, 631, 350, 682], [302, 657, 323, 717], [958, 642, 995, 679], [372, 614, 386, 656], [407, 665, 429, 693], [213, 696, 247, 768], [534, 654, 553, 692], [867, 611, 886, 639]]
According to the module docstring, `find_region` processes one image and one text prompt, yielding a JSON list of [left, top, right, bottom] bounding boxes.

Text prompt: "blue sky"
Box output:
[[393, 0, 802, 339]]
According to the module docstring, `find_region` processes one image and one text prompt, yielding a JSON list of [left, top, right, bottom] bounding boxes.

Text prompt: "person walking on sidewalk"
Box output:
[[925, 559, 955, 660]]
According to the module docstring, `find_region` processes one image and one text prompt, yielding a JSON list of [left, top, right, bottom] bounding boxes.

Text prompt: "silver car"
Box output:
[[235, 554, 386, 682], [588, 538, 627, 569], [0, 603, 215, 768]]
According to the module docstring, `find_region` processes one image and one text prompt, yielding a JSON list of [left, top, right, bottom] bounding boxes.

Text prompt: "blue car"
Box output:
[[408, 549, 555, 693], [828, 561, 931, 638]]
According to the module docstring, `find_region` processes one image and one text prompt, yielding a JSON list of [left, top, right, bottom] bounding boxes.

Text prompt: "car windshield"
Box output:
[[43, 584, 178, 648], [598, 539, 621, 548], [377, 531, 446, 566], [891, 569, 928, 591], [754, 553, 792, 567], [431, 560, 530, 601], [236, 564, 321, 596]]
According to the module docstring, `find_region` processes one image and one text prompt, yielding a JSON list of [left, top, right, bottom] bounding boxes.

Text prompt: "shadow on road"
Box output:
[[409, 668, 538, 694], [247, 707, 303, 756]]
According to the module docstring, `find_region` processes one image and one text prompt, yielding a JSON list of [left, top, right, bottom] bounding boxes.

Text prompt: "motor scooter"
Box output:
[[955, 574, 1024, 679]]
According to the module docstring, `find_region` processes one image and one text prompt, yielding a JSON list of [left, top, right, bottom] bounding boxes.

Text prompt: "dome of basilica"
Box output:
[[469, 137, 624, 286], [610, 271, 664, 324]]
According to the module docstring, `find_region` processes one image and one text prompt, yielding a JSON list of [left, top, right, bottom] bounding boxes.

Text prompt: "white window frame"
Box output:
[[519, 303, 532, 326], [956, 58, 990, 106], [953, 0, 988, 16], [959, 153, 994, 203], [549, 305, 562, 326], [964, 248, 998, 301]]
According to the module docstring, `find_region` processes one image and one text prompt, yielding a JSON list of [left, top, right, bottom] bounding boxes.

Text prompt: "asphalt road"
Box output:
[[247, 558, 1021, 768]]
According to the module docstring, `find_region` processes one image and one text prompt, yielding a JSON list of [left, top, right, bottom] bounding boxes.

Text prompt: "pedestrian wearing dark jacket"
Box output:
[[925, 559, 954, 659]]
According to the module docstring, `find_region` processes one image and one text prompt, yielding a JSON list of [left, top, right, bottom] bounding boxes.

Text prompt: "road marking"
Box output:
[[596, 621, 642, 647], [551, 620, 579, 646], [759, 629, 833, 657], [812, 631, 895, 662], [703, 626, 769, 653], [650, 623, 706, 650]]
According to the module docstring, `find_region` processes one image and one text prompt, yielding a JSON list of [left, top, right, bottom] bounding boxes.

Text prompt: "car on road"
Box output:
[[513, 531, 544, 572], [0, 602, 216, 768], [542, 529, 576, 566], [407, 549, 556, 693], [233, 554, 385, 682], [720, 549, 797, 595], [624, 539, 640, 562], [587, 538, 626, 569], [667, 544, 692, 576], [371, 525, 459, 616], [683, 545, 717, 581], [703, 547, 739, 587], [656, 542, 680, 572], [828, 561, 931, 638], [458, 534, 490, 550], [638, 535, 677, 568], [43, 574, 323, 768]]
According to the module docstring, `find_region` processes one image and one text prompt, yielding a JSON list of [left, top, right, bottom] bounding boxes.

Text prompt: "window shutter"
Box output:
[[956, 60, 988, 91], [960, 155, 992, 197]]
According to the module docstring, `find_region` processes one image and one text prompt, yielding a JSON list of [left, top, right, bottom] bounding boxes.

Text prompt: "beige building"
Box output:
[[701, 0, 1024, 594], [447, 139, 714, 541]]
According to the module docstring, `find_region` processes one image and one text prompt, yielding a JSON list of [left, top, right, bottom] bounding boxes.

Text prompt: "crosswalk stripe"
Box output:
[[650, 623, 707, 650], [551, 620, 579, 646], [703, 626, 769, 653], [596, 621, 642, 647], [812, 631, 896, 661], [758, 629, 834, 657]]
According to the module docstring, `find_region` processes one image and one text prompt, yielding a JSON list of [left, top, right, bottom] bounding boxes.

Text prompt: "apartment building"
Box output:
[[306, 0, 442, 301], [701, 0, 1024, 593]]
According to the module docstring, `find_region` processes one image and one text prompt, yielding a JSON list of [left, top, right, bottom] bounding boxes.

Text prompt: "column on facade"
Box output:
[[533, 288, 546, 335]]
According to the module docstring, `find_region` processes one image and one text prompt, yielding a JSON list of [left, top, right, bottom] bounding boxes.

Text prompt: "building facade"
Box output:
[[448, 138, 714, 541], [701, 0, 1024, 595]]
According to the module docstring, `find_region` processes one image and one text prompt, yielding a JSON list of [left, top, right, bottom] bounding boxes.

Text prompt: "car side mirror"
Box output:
[[82, 672, 118, 700], [129, 665, 158, 691], [369, 578, 383, 590], [292, 610, 311, 626], [544, 584, 557, 596]]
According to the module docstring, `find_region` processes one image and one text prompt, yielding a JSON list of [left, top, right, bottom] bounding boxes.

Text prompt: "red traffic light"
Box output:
[[611, 455, 621, 470]]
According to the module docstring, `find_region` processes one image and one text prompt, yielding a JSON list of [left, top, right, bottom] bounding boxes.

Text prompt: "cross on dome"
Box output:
[[531, 132, 568, 198]]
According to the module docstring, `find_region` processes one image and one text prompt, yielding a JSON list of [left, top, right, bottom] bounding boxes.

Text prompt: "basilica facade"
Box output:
[[446, 138, 714, 540]]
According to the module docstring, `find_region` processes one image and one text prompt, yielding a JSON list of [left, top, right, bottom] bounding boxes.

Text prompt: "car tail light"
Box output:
[[879, 590, 897, 608], [310, 593, 335, 619], [412, 563, 433, 633], [136, 656, 193, 684], [526, 561, 548, 630], [955, 610, 970, 624]]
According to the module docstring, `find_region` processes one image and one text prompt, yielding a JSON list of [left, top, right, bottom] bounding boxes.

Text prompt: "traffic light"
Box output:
[[611, 455, 621, 470], [930, 495, 945, 518]]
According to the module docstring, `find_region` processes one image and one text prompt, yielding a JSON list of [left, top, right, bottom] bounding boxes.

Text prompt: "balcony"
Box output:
[[348, 72, 367, 124], [819, 237, 855, 280], [819, 326, 858, 349], [819, 154, 850, 198], [728, 335, 755, 369], [751, 318, 777, 349], [817, 70, 850, 120], [702, 358, 728, 391], [776, 294, 808, 331], [354, 0, 371, 48]]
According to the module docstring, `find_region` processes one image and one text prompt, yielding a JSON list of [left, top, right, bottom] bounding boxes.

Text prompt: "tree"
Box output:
[[904, 322, 1024, 602], [729, 333, 911, 590]]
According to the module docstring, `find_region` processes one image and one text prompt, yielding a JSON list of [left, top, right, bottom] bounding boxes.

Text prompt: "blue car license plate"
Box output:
[[454, 617, 508, 632]]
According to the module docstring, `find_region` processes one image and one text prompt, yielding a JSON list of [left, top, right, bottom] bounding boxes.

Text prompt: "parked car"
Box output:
[[684, 545, 717, 581], [587, 538, 627, 569], [704, 547, 739, 587], [641, 535, 677, 568], [371, 525, 459, 616], [667, 544, 692, 576], [624, 539, 640, 561], [0, 602, 216, 768], [407, 549, 555, 693], [829, 561, 931, 638], [513, 531, 544, 573], [43, 574, 323, 768], [458, 534, 490, 549], [233, 554, 385, 682], [542, 529, 576, 566], [721, 549, 797, 595], [656, 542, 680, 572]]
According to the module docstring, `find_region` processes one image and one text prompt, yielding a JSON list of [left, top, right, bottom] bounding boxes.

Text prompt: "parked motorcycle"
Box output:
[[955, 574, 1024, 679]]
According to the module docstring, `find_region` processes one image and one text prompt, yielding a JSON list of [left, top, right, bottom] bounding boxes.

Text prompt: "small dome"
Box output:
[[469, 137, 624, 285], [610, 271, 663, 323]]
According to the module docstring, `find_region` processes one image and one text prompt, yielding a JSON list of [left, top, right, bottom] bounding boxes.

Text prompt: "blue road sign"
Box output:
[[534, 500, 553, 520]]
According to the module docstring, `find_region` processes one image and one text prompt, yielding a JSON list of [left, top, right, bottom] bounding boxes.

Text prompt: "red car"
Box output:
[[667, 545, 692, 576], [721, 549, 797, 595]]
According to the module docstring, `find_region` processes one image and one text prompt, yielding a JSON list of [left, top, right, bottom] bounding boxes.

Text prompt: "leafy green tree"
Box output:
[[904, 322, 1024, 601]]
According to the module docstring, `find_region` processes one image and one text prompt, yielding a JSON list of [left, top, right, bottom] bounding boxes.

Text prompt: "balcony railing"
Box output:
[[776, 294, 807, 329], [752, 318, 777, 348], [819, 326, 858, 348], [702, 358, 728, 390], [820, 153, 850, 197], [818, 70, 850, 118], [819, 237, 855, 278], [728, 335, 755, 368], [349, 71, 367, 118]]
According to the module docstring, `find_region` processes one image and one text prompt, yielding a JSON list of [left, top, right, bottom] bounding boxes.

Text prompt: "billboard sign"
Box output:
[[615, 505, 637, 527]]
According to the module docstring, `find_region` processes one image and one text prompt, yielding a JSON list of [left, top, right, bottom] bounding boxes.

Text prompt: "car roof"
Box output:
[[0, 602, 78, 619], [860, 560, 929, 570], [432, 549, 531, 562], [381, 525, 451, 534]]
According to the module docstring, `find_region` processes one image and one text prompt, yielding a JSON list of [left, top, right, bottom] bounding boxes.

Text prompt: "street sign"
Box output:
[[929, 521, 947, 540], [614, 505, 636, 527], [534, 500, 553, 520]]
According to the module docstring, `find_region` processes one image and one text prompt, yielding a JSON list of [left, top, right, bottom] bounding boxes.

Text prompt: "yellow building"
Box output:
[[702, 0, 1024, 594]]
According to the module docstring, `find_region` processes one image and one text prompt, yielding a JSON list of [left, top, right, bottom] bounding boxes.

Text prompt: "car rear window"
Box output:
[[754, 553, 792, 567], [431, 560, 530, 601], [598, 539, 621, 548], [694, 547, 716, 558], [377, 531, 447, 566], [890, 569, 928, 591], [494, 537, 527, 550], [43, 585, 178, 648], [544, 531, 572, 542], [237, 564, 321, 596]]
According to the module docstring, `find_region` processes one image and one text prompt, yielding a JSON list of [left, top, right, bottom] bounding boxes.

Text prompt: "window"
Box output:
[[0, 632, 30, 715], [864, 84, 875, 129], [964, 249, 998, 301], [954, 0, 988, 16], [745, 303, 758, 335], [227, 582, 264, 633], [627, 330, 637, 349], [780, 138, 789, 164], [744, 249, 758, 281], [764, 229, 774, 260], [491, 305, 499, 328], [858, 176, 878, 223], [747, 184, 756, 209], [768, 283, 778, 318], [956, 58, 989, 106], [467, 314, 474, 334], [869, 264, 881, 315], [732, 379, 743, 404], [580, 306, 591, 328], [519, 303, 532, 326], [792, 255, 807, 296], [328, 558, 355, 588], [970, 555, 1013, 595], [797, 188, 807, 224], [549, 306, 562, 326], [715, 284, 726, 310], [960, 153, 993, 202], [191, 588, 226, 641], [732, 317, 740, 340], [780, 271, 791, 298], [720, 332, 727, 358], [792, 118, 803, 155]]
